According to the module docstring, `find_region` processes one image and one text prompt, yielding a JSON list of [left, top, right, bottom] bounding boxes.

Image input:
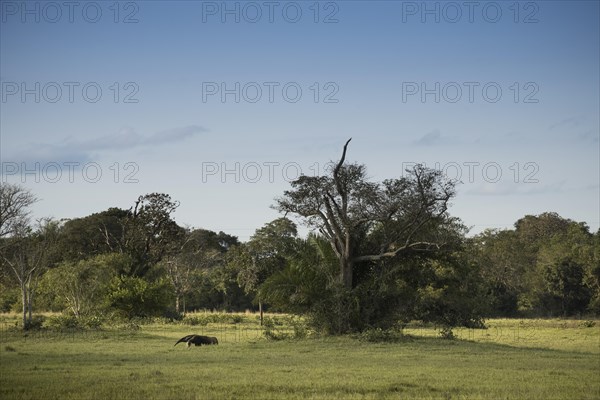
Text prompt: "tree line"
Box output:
[[1, 141, 598, 333]]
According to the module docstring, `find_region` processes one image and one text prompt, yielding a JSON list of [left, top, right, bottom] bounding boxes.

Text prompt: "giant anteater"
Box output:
[[174, 334, 219, 348]]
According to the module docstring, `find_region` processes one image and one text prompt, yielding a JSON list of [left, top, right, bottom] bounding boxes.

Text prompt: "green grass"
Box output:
[[1, 315, 599, 399]]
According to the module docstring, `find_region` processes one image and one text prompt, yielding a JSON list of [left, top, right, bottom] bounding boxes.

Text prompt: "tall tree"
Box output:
[[275, 139, 456, 290], [56, 208, 129, 262], [123, 193, 184, 276], [0, 183, 37, 239], [259, 234, 343, 332], [232, 218, 297, 323], [41, 253, 125, 317], [1, 218, 59, 328], [162, 228, 237, 314], [467, 229, 530, 315], [469, 213, 598, 317]]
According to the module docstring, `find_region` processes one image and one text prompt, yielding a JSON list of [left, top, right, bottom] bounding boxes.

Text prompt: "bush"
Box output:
[[263, 327, 289, 341], [45, 314, 80, 331], [0, 285, 19, 313], [120, 321, 141, 331], [580, 320, 596, 328], [82, 315, 104, 329], [183, 315, 210, 326], [306, 285, 360, 335], [439, 326, 455, 340], [105, 276, 174, 319], [231, 314, 244, 324], [24, 315, 46, 331], [288, 316, 309, 339], [262, 315, 310, 340], [182, 313, 248, 326], [358, 328, 406, 343]]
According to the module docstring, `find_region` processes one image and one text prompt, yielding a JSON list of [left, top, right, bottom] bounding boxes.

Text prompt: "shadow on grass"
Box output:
[[1, 324, 597, 361]]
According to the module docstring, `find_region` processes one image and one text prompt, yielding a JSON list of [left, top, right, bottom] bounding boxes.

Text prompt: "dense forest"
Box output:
[[1, 143, 598, 333]]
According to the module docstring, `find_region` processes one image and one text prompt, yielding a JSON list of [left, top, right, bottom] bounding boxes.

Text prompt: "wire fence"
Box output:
[[0, 322, 267, 344], [1, 321, 597, 346]]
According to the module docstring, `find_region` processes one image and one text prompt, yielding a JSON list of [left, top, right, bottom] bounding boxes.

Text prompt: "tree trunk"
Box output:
[[175, 294, 181, 314], [340, 257, 353, 289], [259, 298, 263, 326], [21, 283, 27, 329], [27, 285, 33, 324]]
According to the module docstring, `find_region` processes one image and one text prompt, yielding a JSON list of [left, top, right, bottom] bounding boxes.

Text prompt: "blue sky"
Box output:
[[1, 0, 599, 240]]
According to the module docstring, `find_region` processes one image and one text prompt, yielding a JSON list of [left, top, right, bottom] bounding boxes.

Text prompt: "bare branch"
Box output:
[[354, 241, 444, 262], [0, 183, 38, 238], [334, 138, 352, 178]]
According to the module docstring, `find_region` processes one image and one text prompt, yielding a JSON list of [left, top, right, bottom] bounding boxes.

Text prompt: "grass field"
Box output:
[[1, 314, 599, 399]]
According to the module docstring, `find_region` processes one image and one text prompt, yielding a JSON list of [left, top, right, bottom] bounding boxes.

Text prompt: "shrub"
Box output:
[[105, 276, 174, 319], [439, 326, 455, 340], [231, 314, 244, 324], [0, 285, 19, 313], [182, 312, 248, 326], [262, 316, 310, 340], [183, 315, 210, 326], [580, 320, 596, 328], [358, 328, 406, 343], [82, 315, 104, 329], [24, 315, 46, 331], [263, 327, 289, 341], [288, 317, 309, 339], [121, 321, 141, 331], [45, 314, 80, 331]]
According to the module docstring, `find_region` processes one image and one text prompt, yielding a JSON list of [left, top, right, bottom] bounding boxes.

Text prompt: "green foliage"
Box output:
[[42, 313, 103, 331], [261, 234, 485, 333], [4, 175, 597, 338], [231, 218, 297, 306], [469, 214, 599, 317], [105, 276, 174, 319], [275, 141, 460, 330], [357, 327, 406, 343], [45, 314, 80, 330], [262, 323, 287, 341], [260, 235, 359, 334], [439, 326, 455, 340], [259, 236, 336, 315], [414, 258, 487, 328], [123, 193, 185, 277], [56, 208, 129, 262], [467, 229, 526, 316], [182, 313, 249, 326], [0, 284, 18, 312], [262, 315, 309, 340], [181, 315, 208, 326], [580, 320, 596, 328], [541, 258, 591, 315], [23, 315, 46, 330], [40, 253, 124, 317]]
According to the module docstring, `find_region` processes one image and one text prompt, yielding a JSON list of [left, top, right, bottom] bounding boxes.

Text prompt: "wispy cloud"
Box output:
[[67, 125, 207, 152], [412, 129, 458, 146], [3, 125, 207, 166], [578, 130, 599, 144], [548, 115, 585, 131]]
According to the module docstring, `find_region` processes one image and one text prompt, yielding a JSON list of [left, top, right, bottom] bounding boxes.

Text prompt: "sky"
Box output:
[[1, 0, 599, 241]]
